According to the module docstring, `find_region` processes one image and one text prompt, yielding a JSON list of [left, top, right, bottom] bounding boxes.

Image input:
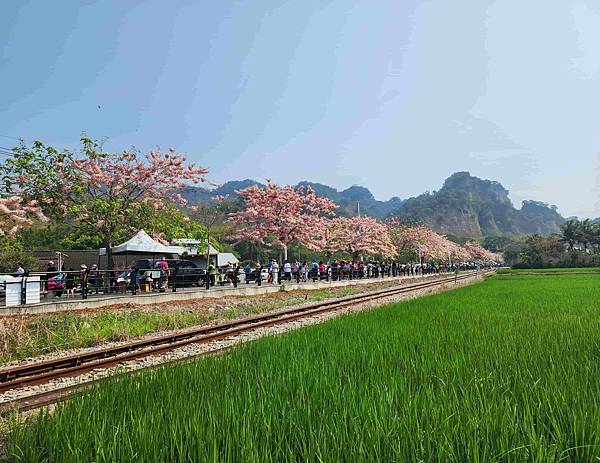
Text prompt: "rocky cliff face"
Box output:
[[177, 172, 565, 238], [395, 172, 564, 237]]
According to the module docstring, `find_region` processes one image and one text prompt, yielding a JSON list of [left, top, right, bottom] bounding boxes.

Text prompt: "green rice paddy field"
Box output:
[[4, 273, 600, 462]]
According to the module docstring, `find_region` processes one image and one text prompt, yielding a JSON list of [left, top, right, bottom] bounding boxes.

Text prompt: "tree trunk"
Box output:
[[282, 243, 288, 262]]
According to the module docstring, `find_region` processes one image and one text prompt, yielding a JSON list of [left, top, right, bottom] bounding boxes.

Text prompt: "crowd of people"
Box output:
[[7, 255, 492, 303], [242, 258, 484, 285], [43, 260, 93, 299]]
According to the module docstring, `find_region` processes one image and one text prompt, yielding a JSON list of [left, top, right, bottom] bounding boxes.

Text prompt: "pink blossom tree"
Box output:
[[387, 218, 461, 263], [310, 217, 345, 260], [2, 137, 209, 269], [446, 240, 472, 263], [72, 138, 209, 268], [337, 216, 396, 259], [229, 181, 337, 261], [462, 241, 502, 264], [0, 196, 46, 237]]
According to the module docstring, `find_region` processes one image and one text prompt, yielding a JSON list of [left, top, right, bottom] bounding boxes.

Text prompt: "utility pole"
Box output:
[[205, 229, 211, 290]]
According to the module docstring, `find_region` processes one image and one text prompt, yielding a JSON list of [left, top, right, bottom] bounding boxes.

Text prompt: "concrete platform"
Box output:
[[0, 273, 459, 316]]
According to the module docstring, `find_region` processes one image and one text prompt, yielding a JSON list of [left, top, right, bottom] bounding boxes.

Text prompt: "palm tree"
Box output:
[[577, 219, 595, 252], [591, 221, 600, 251], [559, 219, 579, 251]]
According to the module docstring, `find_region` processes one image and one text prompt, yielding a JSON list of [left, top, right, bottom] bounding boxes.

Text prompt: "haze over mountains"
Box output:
[[178, 172, 565, 238]]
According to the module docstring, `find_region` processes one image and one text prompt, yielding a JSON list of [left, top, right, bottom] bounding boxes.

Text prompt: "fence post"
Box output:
[[20, 277, 27, 305]]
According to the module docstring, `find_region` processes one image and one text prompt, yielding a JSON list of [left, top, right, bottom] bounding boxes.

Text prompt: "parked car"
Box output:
[[171, 260, 205, 287], [239, 267, 270, 284]]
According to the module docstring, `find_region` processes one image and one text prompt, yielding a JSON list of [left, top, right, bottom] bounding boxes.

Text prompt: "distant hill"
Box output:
[[177, 172, 565, 238], [177, 179, 262, 204], [394, 172, 564, 237], [178, 179, 402, 218], [296, 181, 403, 218]]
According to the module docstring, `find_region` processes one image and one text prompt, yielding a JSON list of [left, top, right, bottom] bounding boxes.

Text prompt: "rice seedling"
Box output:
[[4, 274, 600, 462]]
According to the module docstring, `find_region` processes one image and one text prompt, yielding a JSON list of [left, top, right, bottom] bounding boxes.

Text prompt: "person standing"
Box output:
[[283, 260, 292, 281], [318, 261, 326, 281], [89, 264, 100, 294], [207, 263, 216, 287], [159, 257, 169, 289], [256, 261, 262, 286], [244, 263, 252, 284], [271, 260, 279, 285], [15, 262, 25, 276], [159, 257, 169, 272], [232, 263, 238, 288], [267, 260, 273, 284], [79, 264, 89, 299], [311, 259, 318, 282], [65, 268, 75, 297]]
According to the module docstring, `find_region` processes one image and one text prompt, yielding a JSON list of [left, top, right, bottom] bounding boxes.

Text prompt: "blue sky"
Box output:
[[2, 0, 600, 217]]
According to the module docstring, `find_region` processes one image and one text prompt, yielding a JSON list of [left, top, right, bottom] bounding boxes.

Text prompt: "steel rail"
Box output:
[[0, 271, 489, 396], [0, 347, 231, 416]]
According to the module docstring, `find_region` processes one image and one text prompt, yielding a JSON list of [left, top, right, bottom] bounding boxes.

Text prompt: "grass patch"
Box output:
[[0, 311, 212, 364], [4, 274, 600, 461]]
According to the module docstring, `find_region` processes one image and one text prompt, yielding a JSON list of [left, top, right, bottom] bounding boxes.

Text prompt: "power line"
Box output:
[[0, 134, 22, 141]]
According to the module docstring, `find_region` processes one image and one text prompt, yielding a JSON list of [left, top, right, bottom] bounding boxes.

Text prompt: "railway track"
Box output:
[[0, 271, 491, 414]]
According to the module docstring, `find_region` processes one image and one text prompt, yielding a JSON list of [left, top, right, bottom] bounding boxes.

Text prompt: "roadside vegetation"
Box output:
[[0, 281, 400, 364], [5, 273, 600, 461], [495, 218, 600, 269]]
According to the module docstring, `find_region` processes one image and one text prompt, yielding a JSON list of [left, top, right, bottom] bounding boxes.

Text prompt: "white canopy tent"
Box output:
[[98, 230, 233, 269], [170, 239, 219, 257], [99, 230, 178, 256], [217, 252, 240, 267]]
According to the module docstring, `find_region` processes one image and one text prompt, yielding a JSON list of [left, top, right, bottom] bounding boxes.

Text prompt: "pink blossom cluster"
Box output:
[[333, 216, 396, 258], [306, 216, 397, 258], [230, 182, 397, 259], [386, 218, 503, 263], [229, 180, 337, 253], [462, 241, 502, 263], [72, 148, 209, 209], [0, 196, 47, 237]]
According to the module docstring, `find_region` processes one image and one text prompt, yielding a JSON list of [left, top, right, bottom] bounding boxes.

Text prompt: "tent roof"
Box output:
[[217, 252, 239, 267], [99, 230, 177, 256], [173, 244, 219, 256]]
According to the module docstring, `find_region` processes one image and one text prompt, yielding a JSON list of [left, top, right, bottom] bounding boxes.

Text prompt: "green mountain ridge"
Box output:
[[396, 172, 564, 237], [177, 172, 565, 238]]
